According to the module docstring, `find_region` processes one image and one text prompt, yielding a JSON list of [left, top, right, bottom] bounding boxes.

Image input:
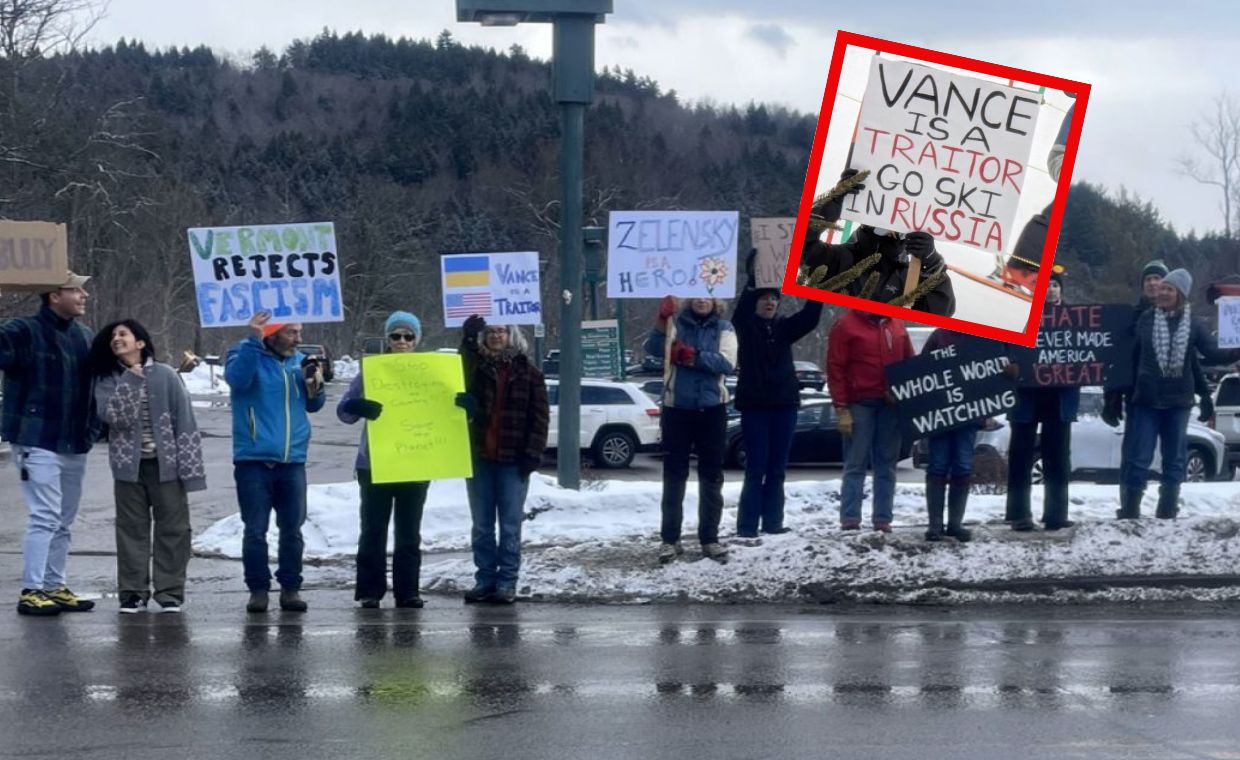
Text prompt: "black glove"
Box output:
[[463, 314, 487, 340], [1101, 392, 1123, 428], [455, 392, 479, 418], [341, 397, 382, 421], [518, 455, 540, 479], [819, 168, 864, 224], [1199, 395, 1215, 424], [903, 231, 935, 261]]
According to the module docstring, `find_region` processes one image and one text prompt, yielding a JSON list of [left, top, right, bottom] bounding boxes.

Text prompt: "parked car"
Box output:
[[724, 397, 912, 469], [545, 379, 661, 468], [793, 360, 826, 391], [1209, 372, 1240, 478], [912, 387, 1229, 482]]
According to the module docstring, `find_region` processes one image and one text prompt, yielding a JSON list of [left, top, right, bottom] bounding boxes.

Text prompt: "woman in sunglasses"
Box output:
[[337, 311, 430, 608]]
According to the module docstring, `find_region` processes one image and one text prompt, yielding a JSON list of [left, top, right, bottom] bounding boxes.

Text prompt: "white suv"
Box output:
[[545, 379, 662, 468]]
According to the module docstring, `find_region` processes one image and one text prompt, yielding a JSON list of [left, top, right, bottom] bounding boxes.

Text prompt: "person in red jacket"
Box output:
[[827, 311, 914, 531]]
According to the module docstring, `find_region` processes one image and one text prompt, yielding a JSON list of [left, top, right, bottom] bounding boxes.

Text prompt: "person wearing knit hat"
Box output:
[[337, 310, 430, 608], [1107, 268, 1240, 519]]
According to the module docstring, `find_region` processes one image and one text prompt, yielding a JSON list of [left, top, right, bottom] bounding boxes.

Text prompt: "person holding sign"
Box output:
[[458, 315, 549, 604], [90, 320, 206, 613], [826, 309, 915, 532], [337, 311, 430, 609], [732, 249, 824, 537], [645, 296, 738, 562], [1108, 270, 1240, 519], [225, 312, 326, 613]]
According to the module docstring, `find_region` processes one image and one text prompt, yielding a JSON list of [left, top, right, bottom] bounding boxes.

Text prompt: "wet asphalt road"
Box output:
[[3, 600, 1240, 760]]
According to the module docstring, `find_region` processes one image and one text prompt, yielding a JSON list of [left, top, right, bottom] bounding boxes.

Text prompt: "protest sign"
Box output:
[[0, 221, 69, 289], [362, 353, 473, 484], [886, 339, 1017, 439], [844, 57, 1041, 255], [581, 319, 622, 379], [188, 222, 342, 327], [606, 210, 738, 298], [1011, 304, 1134, 387], [1219, 297, 1240, 349], [440, 251, 541, 328], [751, 217, 796, 288]]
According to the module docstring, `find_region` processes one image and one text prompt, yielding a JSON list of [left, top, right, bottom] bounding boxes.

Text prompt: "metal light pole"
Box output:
[[457, 0, 612, 490]]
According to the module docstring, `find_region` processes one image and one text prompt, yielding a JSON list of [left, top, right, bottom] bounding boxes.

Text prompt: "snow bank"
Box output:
[[180, 364, 228, 396], [333, 356, 359, 381]]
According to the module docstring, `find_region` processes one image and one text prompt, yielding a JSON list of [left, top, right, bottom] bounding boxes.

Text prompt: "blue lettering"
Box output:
[[196, 283, 219, 325], [311, 277, 342, 318]]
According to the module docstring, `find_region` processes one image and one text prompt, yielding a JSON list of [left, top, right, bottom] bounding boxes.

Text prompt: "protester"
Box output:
[[826, 309, 914, 531], [1107, 270, 1240, 518], [337, 311, 430, 609], [0, 273, 99, 616], [225, 312, 326, 613], [645, 296, 738, 561], [1006, 271, 1079, 531], [91, 320, 205, 613], [458, 315, 549, 603], [732, 250, 824, 537]]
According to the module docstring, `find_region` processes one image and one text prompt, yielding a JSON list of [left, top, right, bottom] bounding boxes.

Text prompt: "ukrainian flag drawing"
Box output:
[[444, 256, 490, 288]]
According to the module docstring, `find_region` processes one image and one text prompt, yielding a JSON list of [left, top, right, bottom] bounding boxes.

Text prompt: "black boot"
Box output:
[[1007, 487, 1036, 531], [944, 477, 973, 542], [1116, 487, 1143, 519], [1155, 484, 1180, 519], [925, 474, 947, 542]]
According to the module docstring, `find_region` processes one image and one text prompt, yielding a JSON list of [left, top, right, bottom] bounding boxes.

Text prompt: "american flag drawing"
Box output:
[[446, 291, 492, 318]]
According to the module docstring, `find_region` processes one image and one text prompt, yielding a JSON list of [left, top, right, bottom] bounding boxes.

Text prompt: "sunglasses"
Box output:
[[388, 332, 416, 342]]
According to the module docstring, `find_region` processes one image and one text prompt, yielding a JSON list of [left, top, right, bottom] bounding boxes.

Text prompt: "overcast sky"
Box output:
[[91, 0, 1240, 237]]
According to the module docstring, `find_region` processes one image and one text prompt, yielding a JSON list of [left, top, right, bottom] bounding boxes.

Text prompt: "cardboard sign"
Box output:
[[362, 353, 473, 484], [606, 210, 738, 299], [1011, 304, 1134, 387], [1219, 297, 1240, 349], [0, 221, 70, 288], [581, 319, 622, 379], [751, 217, 796, 289], [189, 222, 343, 327], [886, 338, 1017, 439], [440, 251, 541, 328], [845, 57, 1041, 255]]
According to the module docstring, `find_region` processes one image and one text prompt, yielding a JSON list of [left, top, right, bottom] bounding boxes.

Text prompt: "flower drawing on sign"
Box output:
[[699, 257, 728, 293]]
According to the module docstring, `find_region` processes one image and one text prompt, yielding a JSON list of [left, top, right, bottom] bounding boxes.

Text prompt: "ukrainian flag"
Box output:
[[444, 256, 490, 288]]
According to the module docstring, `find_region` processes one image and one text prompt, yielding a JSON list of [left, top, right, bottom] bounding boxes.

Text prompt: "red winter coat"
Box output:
[[826, 311, 914, 406]]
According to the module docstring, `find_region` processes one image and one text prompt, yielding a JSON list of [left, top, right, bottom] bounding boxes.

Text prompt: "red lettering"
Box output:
[[979, 156, 1001, 184], [892, 134, 915, 163], [891, 196, 913, 228], [941, 145, 962, 174], [863, 127, 890, 154], [984, 222, 1004, 252], [917, 140, 939, 166], [1035, 364, 1052, 384], [964, 216, 987, 246], [1002, 159, 1024, 193]]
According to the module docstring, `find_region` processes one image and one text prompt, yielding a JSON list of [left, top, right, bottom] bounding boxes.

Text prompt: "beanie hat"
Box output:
[[1163, 268, 1193, 299], [262, 323, 287, 338], [384, 310, 422, 342], [754, 287, 781, 300], [1141, 259, 1169, 282]]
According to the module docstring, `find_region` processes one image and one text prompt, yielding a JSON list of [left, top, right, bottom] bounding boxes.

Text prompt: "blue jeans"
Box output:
[[13, 446, 87, 589], [841, 400, 901, 524], [466, 459, 529, 590], [235, 461, 307, 592], [927, 427, 978, 479], [1124, 405, 1191, 491], [737, 408, 798, 535]]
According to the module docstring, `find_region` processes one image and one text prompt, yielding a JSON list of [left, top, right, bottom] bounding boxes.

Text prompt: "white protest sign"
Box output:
[[751, 217, 796, 288], [844, 57, 1041, 255], [440, 251, 541, 328], [1219, 297, 1240, 348], [189, 222, 342, 328], [606, 210, 738, 299]]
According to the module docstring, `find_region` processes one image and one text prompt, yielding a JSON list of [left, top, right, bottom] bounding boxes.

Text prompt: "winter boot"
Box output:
[[924, 474, 947, 542], [944, 477, 973, 543], [1116, 487, 1143, 520], [1155, 484, 1180, 519]]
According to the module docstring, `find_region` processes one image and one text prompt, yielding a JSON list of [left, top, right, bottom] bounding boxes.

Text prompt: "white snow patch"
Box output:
[[333, 356, 359, 381], [181, 364, 229, 396]]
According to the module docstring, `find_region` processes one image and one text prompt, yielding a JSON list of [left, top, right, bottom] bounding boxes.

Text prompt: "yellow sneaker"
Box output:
[[44, 586, 96, 612], [17, 588, 62, 616]]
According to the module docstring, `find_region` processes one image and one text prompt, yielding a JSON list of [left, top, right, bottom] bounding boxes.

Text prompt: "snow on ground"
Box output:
[[333, 356, 359, 381], [180, 364, 229, 395], [194, 475, 1240, 603]]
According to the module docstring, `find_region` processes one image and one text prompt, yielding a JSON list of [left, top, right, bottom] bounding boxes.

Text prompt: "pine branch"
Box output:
[[858, 270, 881, 300], [812, 169, 870, 212], [886, 270, 949, 308]]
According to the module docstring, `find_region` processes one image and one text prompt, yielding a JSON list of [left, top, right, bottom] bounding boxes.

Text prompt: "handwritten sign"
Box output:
[[362, 353, 473, 484], [606, 210, 738, 298], [188, 222, 343, 327], [1011, 304, 1134, 387], [0, 221, 69, 288], [751, 217, 796, 289], [1219, 297, 1240, 349], [440, 251, 541, 328], [843, 58, 1041, 254], [886, 339, 1017, 439]]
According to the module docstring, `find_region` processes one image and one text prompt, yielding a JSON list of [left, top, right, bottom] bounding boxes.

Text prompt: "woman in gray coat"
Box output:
[[91, 320, 206, 613]]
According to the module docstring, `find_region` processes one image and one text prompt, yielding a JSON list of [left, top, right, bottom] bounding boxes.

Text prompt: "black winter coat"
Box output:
[[801, 228, 956, 317], [731, 287, 823, 411], [1129, 308, 1237, 409]]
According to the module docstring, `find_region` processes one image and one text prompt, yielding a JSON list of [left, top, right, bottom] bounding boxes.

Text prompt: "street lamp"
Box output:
[[457, 0, 613, 491]]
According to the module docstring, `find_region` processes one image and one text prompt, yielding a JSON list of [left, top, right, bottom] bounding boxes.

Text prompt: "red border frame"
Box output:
[[782, 30, 1091, 347]]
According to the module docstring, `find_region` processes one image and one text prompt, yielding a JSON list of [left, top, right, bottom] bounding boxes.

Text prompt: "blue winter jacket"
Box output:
[[225, 336, 326, 463], [644, 307, 738, 410]]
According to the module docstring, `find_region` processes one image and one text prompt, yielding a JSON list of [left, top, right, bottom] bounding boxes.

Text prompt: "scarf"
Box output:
[[1153, 304, 1191, 378]]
